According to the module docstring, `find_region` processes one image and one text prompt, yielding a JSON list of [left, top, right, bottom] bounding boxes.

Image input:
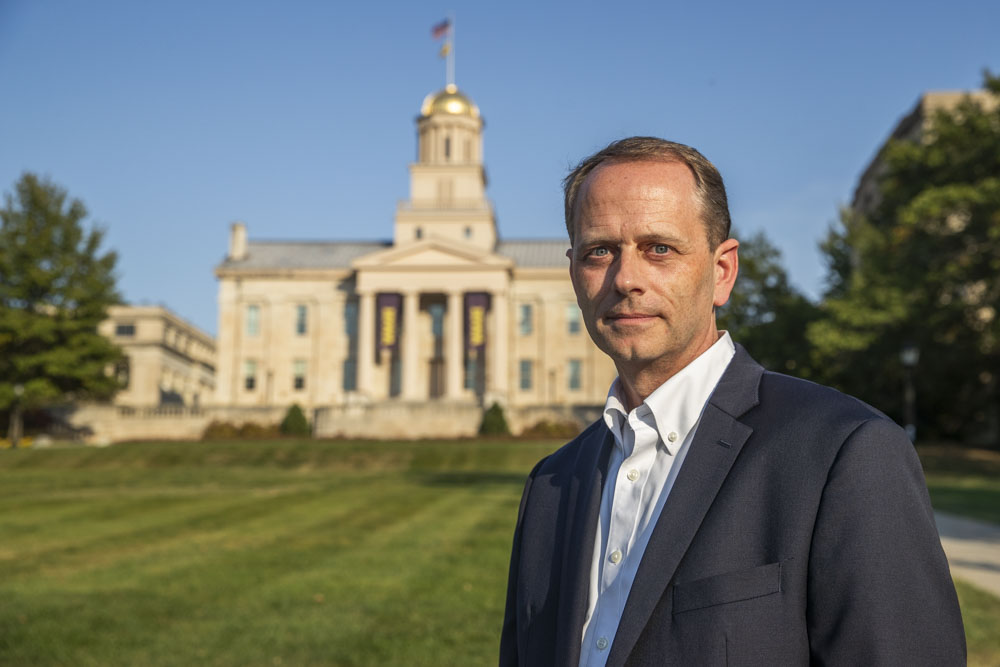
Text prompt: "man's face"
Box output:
[[568, 160, 738, 376]]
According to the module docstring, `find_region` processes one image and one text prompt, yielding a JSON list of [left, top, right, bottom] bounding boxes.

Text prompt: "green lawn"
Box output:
[[0, 439, 555, 666], [919, 445, 1000, 526], [0, 439, 997, 665]]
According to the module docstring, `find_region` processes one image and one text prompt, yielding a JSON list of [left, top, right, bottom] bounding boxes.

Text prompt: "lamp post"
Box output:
[[900, 344, 920, 442]]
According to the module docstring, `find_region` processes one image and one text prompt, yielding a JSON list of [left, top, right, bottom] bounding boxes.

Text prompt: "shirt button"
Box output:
[[667, 431, 678, 443], [609, 549, 622, 564], [626, 469, 639, 482], [597, 637, 609, 650]]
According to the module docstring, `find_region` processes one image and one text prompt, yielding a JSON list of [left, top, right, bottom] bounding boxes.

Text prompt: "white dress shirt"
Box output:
[[579, 332, 736, 667]]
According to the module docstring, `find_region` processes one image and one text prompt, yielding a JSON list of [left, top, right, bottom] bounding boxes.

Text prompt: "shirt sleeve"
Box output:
[[806, 417, 966, 665]]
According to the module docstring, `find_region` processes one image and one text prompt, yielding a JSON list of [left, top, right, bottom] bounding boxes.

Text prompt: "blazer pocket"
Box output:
[[673, 561, 782, 614]]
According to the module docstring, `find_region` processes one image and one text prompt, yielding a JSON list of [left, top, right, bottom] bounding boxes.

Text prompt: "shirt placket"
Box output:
[[590, 414, 659, 658]]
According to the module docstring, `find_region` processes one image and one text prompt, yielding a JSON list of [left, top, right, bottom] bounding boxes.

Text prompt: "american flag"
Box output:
[[431, 19, 450, 40]]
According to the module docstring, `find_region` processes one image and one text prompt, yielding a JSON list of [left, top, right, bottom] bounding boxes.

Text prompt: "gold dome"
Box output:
[[420, 84, 481, 118]]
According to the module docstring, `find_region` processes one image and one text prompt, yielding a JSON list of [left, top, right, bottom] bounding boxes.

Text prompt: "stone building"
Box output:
[[213, 84, 616, 436], [99, 305, 216, 408]]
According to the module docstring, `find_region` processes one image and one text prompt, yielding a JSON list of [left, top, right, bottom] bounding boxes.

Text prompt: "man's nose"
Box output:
[[612, 250, 645, 294]]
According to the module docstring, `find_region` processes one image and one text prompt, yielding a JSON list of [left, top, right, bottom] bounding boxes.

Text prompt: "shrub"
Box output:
[[202, 420, 240, 440], [479, 402, 510, 436], [280, 404, 311, 436], [238, 422, 281, 439]]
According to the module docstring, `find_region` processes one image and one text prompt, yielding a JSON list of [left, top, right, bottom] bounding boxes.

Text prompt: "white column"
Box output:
[[403, 291, 421, 400], [491, 290, 509, 400], [357, 291, 374, 399], [447, 290, 464, 399]]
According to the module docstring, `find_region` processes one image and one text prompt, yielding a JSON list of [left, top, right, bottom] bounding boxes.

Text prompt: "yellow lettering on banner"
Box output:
[[381, 306, 397, 346], [469, 306, 485, 346]]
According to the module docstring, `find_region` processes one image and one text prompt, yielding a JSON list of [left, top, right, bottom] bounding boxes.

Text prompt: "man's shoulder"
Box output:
[[750, 368, 904, 446], [757, 369, 887, 419]]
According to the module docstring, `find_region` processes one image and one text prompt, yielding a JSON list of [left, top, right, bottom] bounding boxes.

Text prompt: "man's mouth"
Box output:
[[604, 312, 656, 322]]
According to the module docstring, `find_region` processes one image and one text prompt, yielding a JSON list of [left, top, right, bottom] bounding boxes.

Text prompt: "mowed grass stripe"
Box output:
[[2, 473, 375, 579], [2, 472, 412, 587]]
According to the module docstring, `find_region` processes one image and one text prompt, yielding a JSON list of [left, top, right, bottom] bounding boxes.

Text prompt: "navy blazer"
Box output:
[[499, 345, 965, 666]]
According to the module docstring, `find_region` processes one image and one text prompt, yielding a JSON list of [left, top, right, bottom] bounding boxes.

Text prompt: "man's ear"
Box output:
[[566, 247, 578, 291], [712, 238, 739, 307]]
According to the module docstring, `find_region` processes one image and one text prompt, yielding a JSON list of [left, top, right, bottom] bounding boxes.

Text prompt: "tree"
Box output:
[[810, 72, 1000, 441], [0, 173, 123, 447], [479, 402, 510, 436], [717, 231, 820, 377], [280, 403, 311, 436]]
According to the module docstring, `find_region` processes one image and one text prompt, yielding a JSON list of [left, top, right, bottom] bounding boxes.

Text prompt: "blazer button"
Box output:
[[597, 637, 609, 650]]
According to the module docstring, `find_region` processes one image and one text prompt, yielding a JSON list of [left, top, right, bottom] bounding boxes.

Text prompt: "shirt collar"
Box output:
[[603, 332, 736, 456]]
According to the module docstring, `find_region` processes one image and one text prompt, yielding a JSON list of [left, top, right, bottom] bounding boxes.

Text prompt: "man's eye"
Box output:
[[651, 244, 671, 254], [590, 247, 610, 257]]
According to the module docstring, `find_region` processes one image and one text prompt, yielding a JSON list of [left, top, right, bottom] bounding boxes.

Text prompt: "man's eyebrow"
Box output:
[[633, 231, 685, 246]]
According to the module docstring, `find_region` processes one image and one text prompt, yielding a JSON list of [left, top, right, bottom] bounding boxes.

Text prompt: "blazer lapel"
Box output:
[[606, 346, 763, 667], [554, 427, 614, 667]]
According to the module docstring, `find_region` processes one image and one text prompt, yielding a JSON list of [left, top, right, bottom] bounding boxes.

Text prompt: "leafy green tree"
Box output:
[[280, 403, 311, 436], [810, 72, 1000, 441], [718, 231, 820, 377], [0, 173, 123, 447]]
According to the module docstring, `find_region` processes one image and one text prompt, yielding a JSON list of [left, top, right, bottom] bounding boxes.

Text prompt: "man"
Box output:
[[499, 137, 965, 666]]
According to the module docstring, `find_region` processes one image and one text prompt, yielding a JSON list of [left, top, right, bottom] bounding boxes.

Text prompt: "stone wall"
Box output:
[[47, 401, 605, 444], [49, 404, 288, 445]]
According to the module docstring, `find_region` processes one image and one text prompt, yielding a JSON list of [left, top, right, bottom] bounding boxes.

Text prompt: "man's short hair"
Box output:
[[563, 136, 732, 249]]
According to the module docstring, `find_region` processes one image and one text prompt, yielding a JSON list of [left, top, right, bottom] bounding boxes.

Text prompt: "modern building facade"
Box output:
[[853, 90, 995, 215], [213, 85, 616, 424]]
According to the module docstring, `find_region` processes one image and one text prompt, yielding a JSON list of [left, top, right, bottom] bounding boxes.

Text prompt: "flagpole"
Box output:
[[447, 11, 455, 87]]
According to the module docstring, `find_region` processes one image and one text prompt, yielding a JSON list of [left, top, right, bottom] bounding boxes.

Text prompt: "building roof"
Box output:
[[218, 240, 391, 270], [497, 239, 569, 267], [216, 238, 569, 271]]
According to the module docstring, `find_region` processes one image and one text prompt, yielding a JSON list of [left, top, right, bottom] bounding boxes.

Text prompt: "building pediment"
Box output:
[[351, 238, 513, 271]]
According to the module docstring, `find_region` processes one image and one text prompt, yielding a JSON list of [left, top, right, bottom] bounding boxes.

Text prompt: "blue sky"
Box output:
[[2, 0, 997, 335]]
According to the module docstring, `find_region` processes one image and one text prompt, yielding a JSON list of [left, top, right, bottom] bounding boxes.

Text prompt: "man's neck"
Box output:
[[615, 332, 723, 412]]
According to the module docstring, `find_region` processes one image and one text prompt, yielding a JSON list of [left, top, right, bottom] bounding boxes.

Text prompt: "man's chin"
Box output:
[[596, 339, 661, 365]]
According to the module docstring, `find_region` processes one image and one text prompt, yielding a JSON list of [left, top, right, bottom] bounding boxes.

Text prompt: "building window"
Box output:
[[293, 360, 306, 390], [465, 356, 477, 390], [344, 300, 358, 337], [295, 305, 308, 336], [464, 226, 472, 238], [464, 139, 471, 162], [115, 323, 135, 337], [342, 358, 357, 392], [415, 226, 423, 239], [115, 359, 130, 389], [244, 360, 257, 391], [246, 305, 260, 337], [567, 359, 582, 391], [390, 357, 402, 397], [519, 303, 533, 336], [519, 359, 533, 391], [444, 136, 451, 160], [566, 304, 582, 335]]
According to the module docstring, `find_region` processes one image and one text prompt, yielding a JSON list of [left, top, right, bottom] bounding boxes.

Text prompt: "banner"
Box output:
[[376, 293, 402, 355], [464, 293, 489, 352]]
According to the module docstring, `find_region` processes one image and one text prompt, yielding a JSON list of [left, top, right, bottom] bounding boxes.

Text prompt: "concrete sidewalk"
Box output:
[[935, 511, 1000, 598]]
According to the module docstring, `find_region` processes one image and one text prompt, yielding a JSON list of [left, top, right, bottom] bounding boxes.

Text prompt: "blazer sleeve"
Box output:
[[806, 417, 966, 665], [499, 458, 546, 667]]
